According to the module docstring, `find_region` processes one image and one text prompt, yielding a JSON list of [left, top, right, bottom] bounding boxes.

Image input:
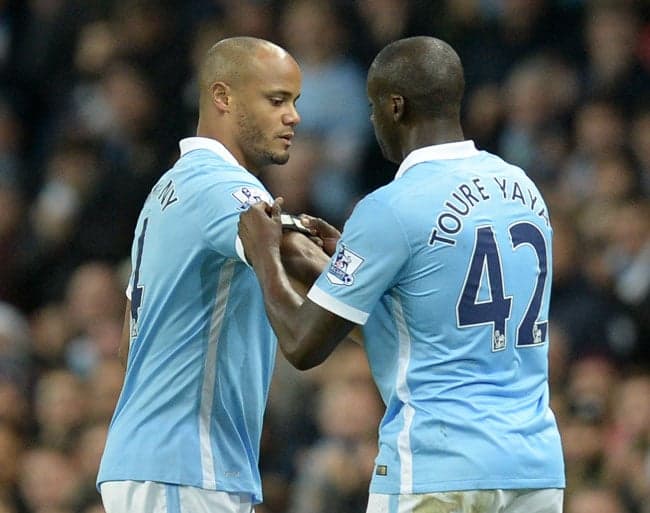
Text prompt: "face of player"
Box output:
[[233, 51, 302, 172], [367, 77, 400, 164]]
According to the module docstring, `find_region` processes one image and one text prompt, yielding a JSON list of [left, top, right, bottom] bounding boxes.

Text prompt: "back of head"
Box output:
[[368, 36, 465, 120]]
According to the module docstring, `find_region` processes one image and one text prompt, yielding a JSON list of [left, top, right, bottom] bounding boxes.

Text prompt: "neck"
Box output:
[[196, 115, 219, 142], [196, 116, 257, 174], [399, 119, 464, 161]]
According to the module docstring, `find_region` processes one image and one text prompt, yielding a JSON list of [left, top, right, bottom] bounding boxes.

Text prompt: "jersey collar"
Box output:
[[179, 137, 242, 168], [395, 140, 480, 180]]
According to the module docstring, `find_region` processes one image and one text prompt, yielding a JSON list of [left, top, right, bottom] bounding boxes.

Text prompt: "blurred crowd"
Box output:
[[0, 0, 648, 512]]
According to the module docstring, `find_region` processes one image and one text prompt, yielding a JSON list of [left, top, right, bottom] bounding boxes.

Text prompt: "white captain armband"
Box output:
[[280, 214, 311, 235]]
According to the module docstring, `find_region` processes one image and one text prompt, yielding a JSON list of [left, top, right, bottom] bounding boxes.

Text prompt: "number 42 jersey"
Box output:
[[308, 141, 565, 494]]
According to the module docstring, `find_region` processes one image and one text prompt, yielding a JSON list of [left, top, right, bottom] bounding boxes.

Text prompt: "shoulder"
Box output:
[[159, 153, 270, 219], [174, 152, 266, 194]]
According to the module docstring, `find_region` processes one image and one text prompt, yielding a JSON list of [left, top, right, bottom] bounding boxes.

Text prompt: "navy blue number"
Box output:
[[457, 223, 548, 350], [130, 218, 148, 324], [510, 222, 548, 346], [457, 227, 512, 351]]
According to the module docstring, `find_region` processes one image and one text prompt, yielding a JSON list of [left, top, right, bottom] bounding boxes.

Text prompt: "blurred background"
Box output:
[[0, 0, 648, 512]]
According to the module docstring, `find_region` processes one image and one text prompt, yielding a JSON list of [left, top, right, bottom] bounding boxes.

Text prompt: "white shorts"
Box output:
[[366, 488, 564, 513], [100, 481, 255, 513]]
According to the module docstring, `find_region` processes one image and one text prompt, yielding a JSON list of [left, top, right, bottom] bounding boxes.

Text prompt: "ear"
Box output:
[[211, 81, 231, 113], [390, 94, 405, 122]]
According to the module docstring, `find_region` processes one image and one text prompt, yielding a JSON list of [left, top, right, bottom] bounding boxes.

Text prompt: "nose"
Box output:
[[283, 105, 300, 126]]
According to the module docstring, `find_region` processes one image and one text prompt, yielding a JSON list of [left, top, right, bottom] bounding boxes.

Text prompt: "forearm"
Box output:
[[254, 253, 350, 369], [253, 254, 312, 367], [240, 201, 352, 369], [281, 233, 331, 288]]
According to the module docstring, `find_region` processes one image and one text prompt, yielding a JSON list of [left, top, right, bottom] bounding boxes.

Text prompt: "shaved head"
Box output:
[[195, 36, 301, 172], [199, 37, 292, 104], [368, 36, 465, 120]]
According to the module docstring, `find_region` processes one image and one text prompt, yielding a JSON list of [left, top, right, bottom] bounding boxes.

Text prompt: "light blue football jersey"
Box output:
[[308, 141, 565, 494], [97, 137, 276, 503]]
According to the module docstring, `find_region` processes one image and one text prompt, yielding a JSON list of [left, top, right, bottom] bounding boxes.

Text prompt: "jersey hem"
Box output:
[[96, 475, 262, 504], [369, 477, 566, 494]]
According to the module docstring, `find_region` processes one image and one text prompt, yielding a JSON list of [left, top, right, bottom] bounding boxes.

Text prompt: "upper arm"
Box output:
[[193, 176, 272, 262], [308, 197, 410, 323]]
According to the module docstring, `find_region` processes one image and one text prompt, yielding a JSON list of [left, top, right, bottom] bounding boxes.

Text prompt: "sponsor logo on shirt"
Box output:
[[327, 244, 364, 286]]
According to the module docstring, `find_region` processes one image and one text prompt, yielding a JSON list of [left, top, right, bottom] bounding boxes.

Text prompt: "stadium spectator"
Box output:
[[276, 0, 371, 226], [565, 486, 628, 513], [287, 379, 382, 513], [0, 422, 26, 512], [17, 446, 81, 513]]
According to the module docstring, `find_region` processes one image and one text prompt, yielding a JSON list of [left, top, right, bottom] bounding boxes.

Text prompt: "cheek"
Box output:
[[373, 119, 389, 143], [249, 109, 276, 138]]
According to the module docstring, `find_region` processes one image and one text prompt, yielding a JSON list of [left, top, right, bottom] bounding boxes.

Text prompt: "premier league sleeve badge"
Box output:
[[326, 244, 364, 286]]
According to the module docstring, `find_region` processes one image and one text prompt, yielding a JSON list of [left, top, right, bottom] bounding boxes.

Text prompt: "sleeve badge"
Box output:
[[326, 244, 364, 286], [232, 186, 271, 211]]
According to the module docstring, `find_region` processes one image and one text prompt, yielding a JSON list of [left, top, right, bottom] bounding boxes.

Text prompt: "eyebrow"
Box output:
[[265, 90, 300, 100]]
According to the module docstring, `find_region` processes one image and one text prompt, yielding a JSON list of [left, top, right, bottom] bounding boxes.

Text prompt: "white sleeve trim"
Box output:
[[307, 285, 369, 325], [235, 235, 252, 267], [126, 284, 132, 300]]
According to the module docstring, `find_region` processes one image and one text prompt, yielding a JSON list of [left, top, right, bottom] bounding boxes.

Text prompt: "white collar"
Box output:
[[179, 137, 242, 168], [395, 140, 480, 180]]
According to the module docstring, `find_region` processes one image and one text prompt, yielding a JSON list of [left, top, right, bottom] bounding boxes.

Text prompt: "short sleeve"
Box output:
[[189, 174, 272, 263], [307, 196, 410, 324]]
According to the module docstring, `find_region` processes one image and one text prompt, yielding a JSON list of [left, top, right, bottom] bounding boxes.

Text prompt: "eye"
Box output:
[[270, 98, 284, 107]]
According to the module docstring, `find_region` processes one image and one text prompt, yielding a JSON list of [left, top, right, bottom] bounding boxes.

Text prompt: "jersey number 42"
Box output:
[[456, 222, 548, 352]]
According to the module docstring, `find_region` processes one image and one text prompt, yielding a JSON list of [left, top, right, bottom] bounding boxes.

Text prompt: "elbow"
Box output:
[[291, 355, 318, 371], [280, 339, 321, 371], [282, 348, 318, 371]]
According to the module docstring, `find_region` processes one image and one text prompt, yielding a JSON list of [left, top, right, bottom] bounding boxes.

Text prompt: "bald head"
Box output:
[[368, 36, 465, 120], [195, 36, 301, 172], [199, 37, 291, 103]]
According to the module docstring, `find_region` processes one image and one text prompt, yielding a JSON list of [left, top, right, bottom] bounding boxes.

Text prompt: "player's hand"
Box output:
[[238, 198, 284, 267], [298, 215, 341, 256]]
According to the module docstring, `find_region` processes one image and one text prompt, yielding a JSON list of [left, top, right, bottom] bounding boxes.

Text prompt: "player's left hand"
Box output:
[[238, 198, 284, 267], [297, 214, 341, 256]]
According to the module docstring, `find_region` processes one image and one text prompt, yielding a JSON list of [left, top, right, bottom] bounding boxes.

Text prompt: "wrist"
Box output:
[[251, 246, 283, 281]]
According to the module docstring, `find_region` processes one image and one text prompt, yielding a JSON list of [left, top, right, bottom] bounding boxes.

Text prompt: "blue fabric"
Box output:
[[98, 142, 276, 504], [311, 147, 564, 494]]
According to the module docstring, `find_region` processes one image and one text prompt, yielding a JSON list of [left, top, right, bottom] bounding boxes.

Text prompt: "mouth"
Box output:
[[278, 133, 294, 145]]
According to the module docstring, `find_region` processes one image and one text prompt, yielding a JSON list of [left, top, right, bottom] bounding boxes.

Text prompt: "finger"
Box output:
[[271, 197, 284, 220], [298, 214, 313, 227], [304, 216, 339, 238], [258, 200, 273, 215]]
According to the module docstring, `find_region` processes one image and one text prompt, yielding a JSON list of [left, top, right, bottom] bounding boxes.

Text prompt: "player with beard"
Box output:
[[97, 37, 303, 513]]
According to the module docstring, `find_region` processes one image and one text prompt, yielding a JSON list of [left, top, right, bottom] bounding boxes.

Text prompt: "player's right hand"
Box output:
[[238, 198, 284, 268]]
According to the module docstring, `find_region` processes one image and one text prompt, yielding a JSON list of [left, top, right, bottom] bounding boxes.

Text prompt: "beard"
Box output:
[[237, 111, 290, 170]]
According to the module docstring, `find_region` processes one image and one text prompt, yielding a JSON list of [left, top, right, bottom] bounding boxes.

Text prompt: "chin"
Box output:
[[271, 153, 290, 166]]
